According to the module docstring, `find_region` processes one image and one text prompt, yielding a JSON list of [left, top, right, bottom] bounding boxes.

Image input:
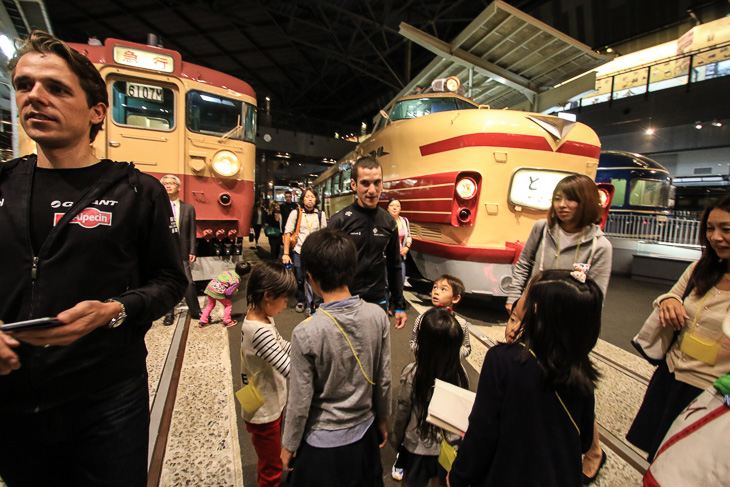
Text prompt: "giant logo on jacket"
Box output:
[[54, 207, 112, 228]]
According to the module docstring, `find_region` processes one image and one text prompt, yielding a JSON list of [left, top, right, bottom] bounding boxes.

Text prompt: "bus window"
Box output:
[[112, 81, 175, 130], [509, 169, 573, 210], [629, 179, 670, 207], [342, 167, 352, 191], [187, 91, 256, 142], [332, 173, 341, 194], [610, 178, 627, 207]]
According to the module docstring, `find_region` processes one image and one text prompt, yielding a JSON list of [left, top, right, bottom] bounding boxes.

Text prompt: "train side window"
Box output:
[[112, 81, 175, 131], [342, 167, 352, 192], [332, 173, 341, 194], [325, 178, 332, 197], [611, 178, 627, 207]]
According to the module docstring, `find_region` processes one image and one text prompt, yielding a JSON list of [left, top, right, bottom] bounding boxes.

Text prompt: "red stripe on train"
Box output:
[[383, 171, 460, 190], [419, 133, 600, 159], [411, 238, 519, 264]]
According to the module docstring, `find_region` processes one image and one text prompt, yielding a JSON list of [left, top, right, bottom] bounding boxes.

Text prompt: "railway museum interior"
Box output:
[[1, 1, 729, 486]]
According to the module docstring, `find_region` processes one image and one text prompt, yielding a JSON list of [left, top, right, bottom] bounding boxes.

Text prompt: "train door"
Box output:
[[104, 76, 182, 175]]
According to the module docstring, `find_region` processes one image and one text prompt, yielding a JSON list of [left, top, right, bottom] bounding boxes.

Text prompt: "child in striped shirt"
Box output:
[[240, 261, 298, 487]]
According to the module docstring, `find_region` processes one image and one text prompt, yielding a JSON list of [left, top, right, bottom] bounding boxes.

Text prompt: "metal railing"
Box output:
[[604, 213, 700, 246]]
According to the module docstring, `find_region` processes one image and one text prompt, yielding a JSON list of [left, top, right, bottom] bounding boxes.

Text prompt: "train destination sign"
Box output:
[[113, 46, 175, 73], [509, 169, 572, 210], [126, 82, 164, 102]]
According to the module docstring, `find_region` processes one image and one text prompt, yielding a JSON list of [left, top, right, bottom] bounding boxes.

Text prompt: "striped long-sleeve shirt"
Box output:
[[252, 327, 291, 378], [241, 316, 291, 423]]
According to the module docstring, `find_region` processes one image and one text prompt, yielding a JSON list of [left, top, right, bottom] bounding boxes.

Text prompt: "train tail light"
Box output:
[[452, 171, 482, 227], [211, 150, 240, 176], [595, 182, 615, 229], [218, 192, 232, 206]]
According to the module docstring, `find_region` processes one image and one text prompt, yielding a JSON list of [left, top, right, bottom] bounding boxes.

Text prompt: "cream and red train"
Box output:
[[314, 79, 611, 297], [16, 37, 257, 276]]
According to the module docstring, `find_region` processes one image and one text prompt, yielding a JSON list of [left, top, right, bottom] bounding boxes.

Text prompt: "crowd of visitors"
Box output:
[[1, 30, 728, 487]]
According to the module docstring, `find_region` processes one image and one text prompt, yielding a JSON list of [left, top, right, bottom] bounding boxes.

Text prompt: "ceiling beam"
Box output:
[[399, 21, 540, 96]]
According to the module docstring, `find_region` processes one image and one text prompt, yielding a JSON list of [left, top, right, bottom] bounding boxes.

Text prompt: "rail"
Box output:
[[603, 213, 700, 246]]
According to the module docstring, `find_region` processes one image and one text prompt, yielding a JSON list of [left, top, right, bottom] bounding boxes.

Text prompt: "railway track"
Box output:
[[468, 326, 651, 476]]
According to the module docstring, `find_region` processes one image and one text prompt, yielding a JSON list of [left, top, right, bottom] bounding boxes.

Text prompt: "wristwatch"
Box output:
[[105, 299, 127, 328]]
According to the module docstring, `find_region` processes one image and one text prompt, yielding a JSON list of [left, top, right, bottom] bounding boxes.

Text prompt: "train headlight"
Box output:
[[445, 76, 460, 93], [455, 177, 477, 199], [211, 150, 240, 177]]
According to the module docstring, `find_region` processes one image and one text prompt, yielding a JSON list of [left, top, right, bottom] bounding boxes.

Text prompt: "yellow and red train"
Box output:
[[16, 37, 257, 275], [314, 79, 611, 297]]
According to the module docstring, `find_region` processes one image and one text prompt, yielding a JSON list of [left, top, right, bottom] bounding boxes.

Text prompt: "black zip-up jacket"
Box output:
[[0, 155, 188, 413], [328, 202, 405, 310]]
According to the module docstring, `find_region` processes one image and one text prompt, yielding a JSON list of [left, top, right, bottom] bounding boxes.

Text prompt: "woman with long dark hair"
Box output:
[[627, 194, 730, 460], [505, 173, 611, 482], [449, 270, 603, 487], [392, 307, 468, 487]]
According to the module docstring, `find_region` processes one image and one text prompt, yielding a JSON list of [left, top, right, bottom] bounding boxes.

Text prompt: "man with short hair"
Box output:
[[280, 190, 298, 228], [0, 31, 187, 486], [161, 174, 203, 324], [328, 157, 407, 329]]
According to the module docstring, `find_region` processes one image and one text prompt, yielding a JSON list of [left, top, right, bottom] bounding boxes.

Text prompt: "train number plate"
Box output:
[[126, 82, 164, 102]]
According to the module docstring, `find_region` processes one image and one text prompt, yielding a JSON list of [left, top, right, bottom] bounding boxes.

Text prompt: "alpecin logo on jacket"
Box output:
[[53, 207, 112, 229]]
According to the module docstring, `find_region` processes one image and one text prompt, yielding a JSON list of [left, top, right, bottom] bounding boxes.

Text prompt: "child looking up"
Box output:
[[410, 275, 471, 359], [392, 307, 468, 487], [449, 269, 603, 487], [281, 228, 392, 487], [199, 261, 251, 327], [240, 261, 297, 487]]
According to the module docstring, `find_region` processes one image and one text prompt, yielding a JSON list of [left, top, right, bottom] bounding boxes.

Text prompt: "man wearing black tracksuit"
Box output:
[[0, 32, 187, 486], [329, 157, 407, 329]]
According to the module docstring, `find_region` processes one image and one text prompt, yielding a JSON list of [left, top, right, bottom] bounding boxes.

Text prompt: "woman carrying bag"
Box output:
[[505, 174, 612, 484], [627, 194, 730, 461], [265, 201, 283, 259]]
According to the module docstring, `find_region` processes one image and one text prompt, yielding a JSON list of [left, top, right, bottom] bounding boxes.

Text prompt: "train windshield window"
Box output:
[[390, 97, 468, 121], [111, 81, 175, 130], [187, 91, 254, 141], [509, 169, 573, 210], [629, 179, 670, 207], [610, 179, 627, 207]]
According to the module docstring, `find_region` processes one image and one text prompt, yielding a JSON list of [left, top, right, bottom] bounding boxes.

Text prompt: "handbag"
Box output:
[[631, 278, 695, 365], [631, 306, 678, 366], [264, 226, 281, 237], [235, 381, 264, 415], [438, 432, 457, 472], [236, 352, 265, 415]]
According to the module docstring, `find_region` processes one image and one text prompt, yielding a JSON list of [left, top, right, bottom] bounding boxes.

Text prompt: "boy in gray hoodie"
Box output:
[[281, 228, 391, 487]]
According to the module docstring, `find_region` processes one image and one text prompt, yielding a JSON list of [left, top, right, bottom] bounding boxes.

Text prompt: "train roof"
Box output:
[[68, 38, 256, 99], [597, 150, 669, 173]]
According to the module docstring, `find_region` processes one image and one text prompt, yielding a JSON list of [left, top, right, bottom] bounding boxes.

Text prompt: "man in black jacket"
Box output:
[[0, 31, 187, 486], [329, 157, 407, 329], [161, 174, 203, 323]]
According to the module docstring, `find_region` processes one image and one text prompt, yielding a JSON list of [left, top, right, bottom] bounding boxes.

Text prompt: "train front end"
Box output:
[[365, 86, 605, 297]]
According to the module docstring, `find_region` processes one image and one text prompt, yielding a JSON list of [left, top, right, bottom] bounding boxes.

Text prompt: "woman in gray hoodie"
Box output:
[[506, 173, 612, 485]]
